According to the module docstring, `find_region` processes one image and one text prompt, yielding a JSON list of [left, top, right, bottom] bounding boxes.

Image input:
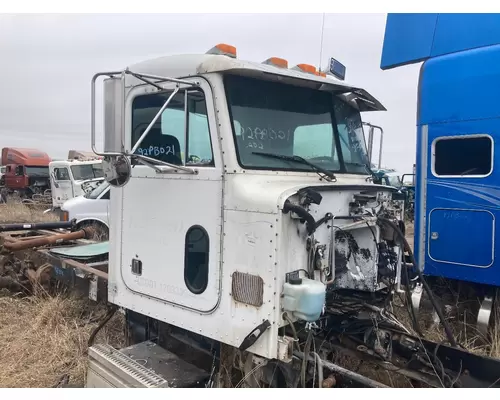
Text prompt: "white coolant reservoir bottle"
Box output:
[[282, 277, 326, 322]]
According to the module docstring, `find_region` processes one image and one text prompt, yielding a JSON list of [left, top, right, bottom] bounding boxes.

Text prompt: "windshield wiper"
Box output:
[[252, 152, 336, 181]]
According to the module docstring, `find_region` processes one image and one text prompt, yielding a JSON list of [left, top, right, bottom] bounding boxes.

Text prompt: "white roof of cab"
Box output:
[[125, 54, 386, 112]]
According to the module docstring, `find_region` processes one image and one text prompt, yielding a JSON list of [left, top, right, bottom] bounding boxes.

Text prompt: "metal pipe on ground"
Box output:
[[294, 351, 389, 388], [0, 219, 76, 232], [3, 228, 93, 252]]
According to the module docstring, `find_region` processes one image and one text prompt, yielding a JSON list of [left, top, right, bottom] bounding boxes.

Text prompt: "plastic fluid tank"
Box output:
[[282, 277, 326, 322]]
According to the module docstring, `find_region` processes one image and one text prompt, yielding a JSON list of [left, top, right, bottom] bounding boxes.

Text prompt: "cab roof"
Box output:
[[125, 51, 386, 113]]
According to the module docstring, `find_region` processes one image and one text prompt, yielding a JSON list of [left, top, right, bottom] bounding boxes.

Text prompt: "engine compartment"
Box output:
[[281, 185, 405, 299]]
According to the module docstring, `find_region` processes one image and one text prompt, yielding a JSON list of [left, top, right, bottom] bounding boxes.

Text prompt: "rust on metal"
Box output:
[[60, 257, 108, 280], [0, 227, 108, 302], [3, 228, 93, 252], [322, 374, 337, 388]]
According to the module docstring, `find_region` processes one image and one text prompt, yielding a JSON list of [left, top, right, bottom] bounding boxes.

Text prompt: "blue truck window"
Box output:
[[433, 135, 493, 177]]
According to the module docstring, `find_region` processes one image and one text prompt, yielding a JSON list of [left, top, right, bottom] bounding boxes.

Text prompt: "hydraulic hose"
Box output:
[[311, 352, 324, 388], [88, 305, 118, 347], [378, 217, 458, 348], [300, 330, 313, 388], [282, 201, 317, 235], [283, 313, 301, 352]]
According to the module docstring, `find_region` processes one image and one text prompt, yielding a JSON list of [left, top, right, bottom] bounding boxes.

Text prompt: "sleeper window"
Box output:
[[433, 135, 493, 177]]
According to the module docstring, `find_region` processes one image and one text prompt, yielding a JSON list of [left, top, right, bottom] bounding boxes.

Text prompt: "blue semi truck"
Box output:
[[381, 13, 500, 335]]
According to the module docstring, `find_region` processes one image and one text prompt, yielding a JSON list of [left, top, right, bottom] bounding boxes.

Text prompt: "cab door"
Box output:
[[119, 78, 223, 313], [51, 166, 73, 207]]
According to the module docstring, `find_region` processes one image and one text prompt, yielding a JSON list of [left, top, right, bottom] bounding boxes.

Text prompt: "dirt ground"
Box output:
[[0, 203, 498, 388]]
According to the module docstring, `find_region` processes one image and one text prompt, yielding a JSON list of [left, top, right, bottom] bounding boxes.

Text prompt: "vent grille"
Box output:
[[231, 271, 264, 307], [89, 344, 169, 388]]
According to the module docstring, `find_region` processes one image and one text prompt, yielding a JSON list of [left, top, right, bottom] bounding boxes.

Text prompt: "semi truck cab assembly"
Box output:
[[74, 41, 500, 388], [2, 34, 500, 388]]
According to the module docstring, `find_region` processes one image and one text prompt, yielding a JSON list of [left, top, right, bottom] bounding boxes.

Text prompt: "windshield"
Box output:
[[224, 75, 370, 174], [0, 167, 5, 174], [387, 175, 402, 187], [86, 182, 109, 199], [70, 163, 104, 181], [25, 166, 49, 177]]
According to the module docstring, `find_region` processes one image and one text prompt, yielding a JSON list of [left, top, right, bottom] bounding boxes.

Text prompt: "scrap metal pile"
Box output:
[[0, 220, 108, 299], [0, 189, 53, 209]]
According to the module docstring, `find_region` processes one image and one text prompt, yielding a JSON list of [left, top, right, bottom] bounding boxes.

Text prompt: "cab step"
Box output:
[[86, 340, 210, 388]]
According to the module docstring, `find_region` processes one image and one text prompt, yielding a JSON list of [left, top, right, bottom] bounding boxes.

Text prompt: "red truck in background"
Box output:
[[1, 147, 52, 199]]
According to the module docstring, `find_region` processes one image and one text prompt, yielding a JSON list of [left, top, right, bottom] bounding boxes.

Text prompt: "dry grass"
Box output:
[[402, 221, 500, 359], [0, 201, 57, 224], [0, 292, 125, 388], [0, 203, 123, 388]]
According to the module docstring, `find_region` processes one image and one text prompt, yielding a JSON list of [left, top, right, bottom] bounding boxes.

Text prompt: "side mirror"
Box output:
[[103, 77, 124, 154], [102, 155, 131, 187], [91, 72, 125, 156]]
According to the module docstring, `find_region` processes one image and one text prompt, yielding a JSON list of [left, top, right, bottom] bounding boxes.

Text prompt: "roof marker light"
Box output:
[[293, 63, 317, 75], [206, 43, 237, 58], [263, 57, 288, 68]]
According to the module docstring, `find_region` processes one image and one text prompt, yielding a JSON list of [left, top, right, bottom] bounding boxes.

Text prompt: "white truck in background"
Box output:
[[59, 181, 110, 238], [49, 151, 104, 210]]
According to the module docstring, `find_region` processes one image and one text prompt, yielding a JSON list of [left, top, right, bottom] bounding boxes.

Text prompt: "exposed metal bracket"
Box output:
[[132, 154, 198, 175], [411, 282, 423, 319], [124, 69, 200, 88], [91, 68, 201, 158], [477, 295, 493, 339]]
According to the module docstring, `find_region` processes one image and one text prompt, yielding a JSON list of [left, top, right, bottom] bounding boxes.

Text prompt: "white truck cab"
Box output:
[[49, 159, 104, 209], [86, 44, 406, 388], [60, 181, 110, 233]]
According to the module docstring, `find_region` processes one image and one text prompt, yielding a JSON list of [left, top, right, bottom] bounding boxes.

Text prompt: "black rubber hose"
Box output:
[[282, 201, 317, 235], [88, 305, 118, 347], [378, 217, 458, 348]]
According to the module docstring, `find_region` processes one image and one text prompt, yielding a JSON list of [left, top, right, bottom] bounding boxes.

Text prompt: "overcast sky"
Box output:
[[0, 13, 420, 174]]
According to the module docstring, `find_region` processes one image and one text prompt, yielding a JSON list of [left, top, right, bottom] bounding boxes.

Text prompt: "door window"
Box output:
[[132, 90, 214, 166], [54, 167, 70, 181]]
